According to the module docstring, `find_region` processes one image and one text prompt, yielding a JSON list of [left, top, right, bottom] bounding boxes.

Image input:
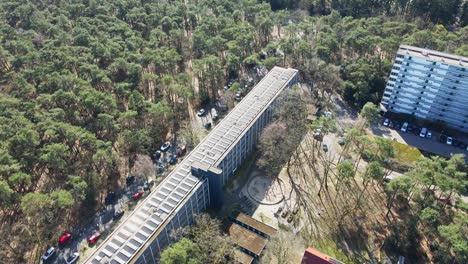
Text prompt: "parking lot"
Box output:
[[372, 118, 468, 162]]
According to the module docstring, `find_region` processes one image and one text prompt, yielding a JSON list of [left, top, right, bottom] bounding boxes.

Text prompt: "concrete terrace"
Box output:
[[84, 66, 298, 264]]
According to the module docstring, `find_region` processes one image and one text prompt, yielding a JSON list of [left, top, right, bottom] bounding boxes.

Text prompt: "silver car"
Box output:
[[66, 252, 79, 264], [42, 247, 56, 261]]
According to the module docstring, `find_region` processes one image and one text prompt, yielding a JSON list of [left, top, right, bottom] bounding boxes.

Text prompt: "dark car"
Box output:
[[168, 154, 177, 165], [176, 145, 187, 157], [160, 141, 171, 152], [440, 134, 447, 143], [104, 192, 116, 205], [322, 143, 329, 152], [204, 122, 212, 129], [113, 210, 124, 220], [126, 175, 135, 185], [153, 150, 161, 160]]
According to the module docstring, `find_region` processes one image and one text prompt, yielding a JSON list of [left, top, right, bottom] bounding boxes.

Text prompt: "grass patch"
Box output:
[[392, 141, 422, 165], [259, 213, 274, 225], [311, 239, 354, 264], [278, 223, 290, 232]]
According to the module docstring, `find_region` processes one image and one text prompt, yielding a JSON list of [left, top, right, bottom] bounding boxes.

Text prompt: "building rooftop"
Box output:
[[234, 213, 278, 237], [233, 249, 254, 264], [398, 45, 468, 67], [229, 223, 267, 256], [301, 247, 343, 264], [84, 66, 298, 264]]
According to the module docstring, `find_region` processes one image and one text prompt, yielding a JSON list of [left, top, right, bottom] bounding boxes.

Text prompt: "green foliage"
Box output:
[[160, 238, 201, 264], [0, 0, 466, 261], [360, 102, 381, 127], [420, 207, 440, 226]]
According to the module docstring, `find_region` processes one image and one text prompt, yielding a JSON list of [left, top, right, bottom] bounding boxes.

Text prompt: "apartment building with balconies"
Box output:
[[381, 45, 468, 132]]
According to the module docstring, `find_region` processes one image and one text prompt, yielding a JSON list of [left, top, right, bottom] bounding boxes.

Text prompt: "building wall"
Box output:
[[381, 50, 468, 132]]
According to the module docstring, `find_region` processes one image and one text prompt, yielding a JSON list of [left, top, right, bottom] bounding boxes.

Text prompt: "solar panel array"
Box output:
[[85, 66, 298, 264]]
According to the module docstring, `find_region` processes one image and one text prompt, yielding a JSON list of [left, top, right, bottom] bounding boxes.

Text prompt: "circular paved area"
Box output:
[[246, 173, 284, 205]]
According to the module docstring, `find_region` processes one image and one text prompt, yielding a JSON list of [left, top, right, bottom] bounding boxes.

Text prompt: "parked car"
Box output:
[[274, 206, 283, 217], [287, 214, 294, 223], [160, 141, 171, 152], [153, 150, 161, 160], [438, 196, 452, 205], [322, 111, 332, 118], [322, 143, 329, 152], [168, 154, 177, 165], [394, 123, 401, 130], [126, 175, 136, 186], [401, 122, 409, 132], [235, 93, 242, 101], [59, 232, 72, 246], [197, 109, 206, 117], [211, 108, 218, 121], [65, 252, 79, 264], [446, 137, 453, 145], [281, 210, 289, 218], [419, 127, 427, 138], [440, 134, 447, 143], [88, 232, 101, 245], [143, 178, 155, 190], [204, 122, 212, 129], [104, 192, 116, 205], [113, 209, 124, 220], [133, 191, 144, 200], [42, 247, 56, 261], [426, 131, 432, 139], [156, 164, 165, 174], [177, 145, 187, 157], [383, 118, 390, 126], [338, 137, 347, 146]]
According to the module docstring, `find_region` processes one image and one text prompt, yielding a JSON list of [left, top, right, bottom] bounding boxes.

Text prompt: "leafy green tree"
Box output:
[[160, 238, 201, 264], [419, 207, 440, 227], [360, 102, 380, 128]]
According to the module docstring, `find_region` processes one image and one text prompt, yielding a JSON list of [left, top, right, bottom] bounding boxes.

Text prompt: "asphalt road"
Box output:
[[42, 182, 143, 264], [371, 123, 468, 163]]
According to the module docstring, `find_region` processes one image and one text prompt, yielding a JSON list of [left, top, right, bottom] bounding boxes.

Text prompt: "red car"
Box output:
[[133, 191, 143, 200], [88, 232, 101, 245], [59, 232, 72, 246]]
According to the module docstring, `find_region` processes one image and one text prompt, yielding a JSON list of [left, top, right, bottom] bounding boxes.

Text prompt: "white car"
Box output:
[[419, 127, 427, 138], [160, 141, 171, 152], [197, 109, 206, 117], [401, 122, 409, 132], [42, 247, 56, 261], [446, 137, 453, 145], [383, 118, 390, 126], [426, 131, 432, 139], [322, 111, 332, 118], [65, 252, 79, 264]]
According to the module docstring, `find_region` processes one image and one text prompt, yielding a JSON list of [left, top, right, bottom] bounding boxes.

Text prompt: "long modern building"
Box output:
[[84, 67, 298, 264], [380, 45, 468, 132]]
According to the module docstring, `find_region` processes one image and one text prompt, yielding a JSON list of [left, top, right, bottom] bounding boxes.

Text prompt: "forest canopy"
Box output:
[[0, 0, 467, 262]]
